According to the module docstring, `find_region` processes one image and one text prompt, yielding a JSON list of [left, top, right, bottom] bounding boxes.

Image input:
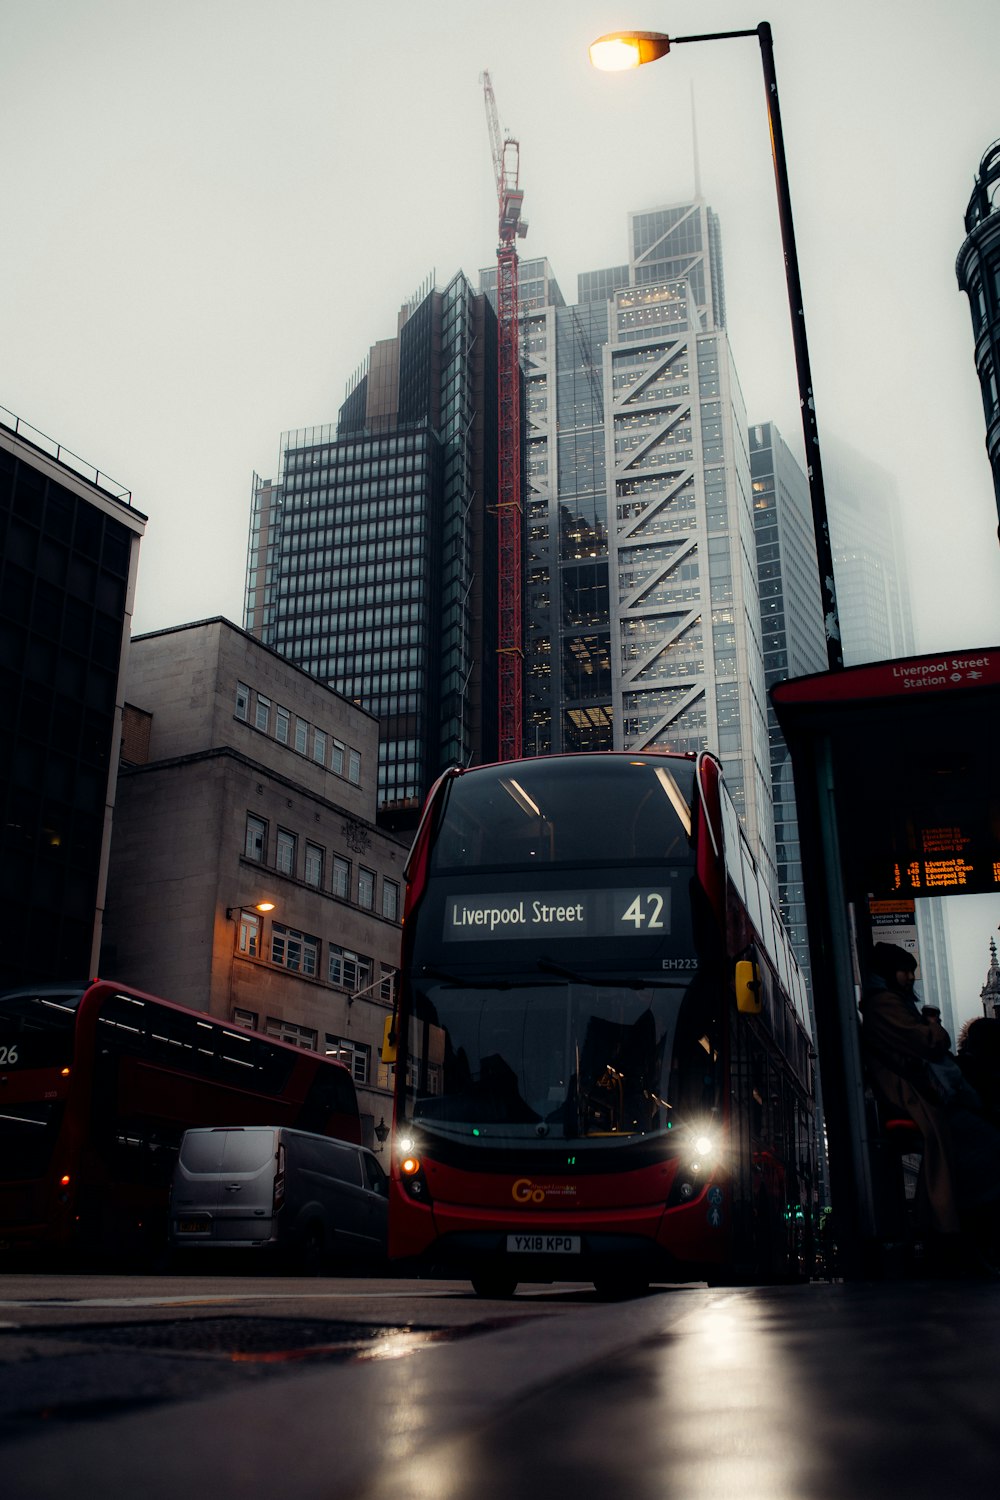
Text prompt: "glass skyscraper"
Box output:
[[245, 272, 498, 828], [0, 410, 145, 986], [822, 437, 954, 1032]]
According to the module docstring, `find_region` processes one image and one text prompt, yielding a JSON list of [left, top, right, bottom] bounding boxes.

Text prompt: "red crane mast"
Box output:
[[482, 72, 527, 762]]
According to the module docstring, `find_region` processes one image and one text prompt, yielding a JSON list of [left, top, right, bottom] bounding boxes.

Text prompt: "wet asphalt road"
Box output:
[[0, 1272, 997, 1500]]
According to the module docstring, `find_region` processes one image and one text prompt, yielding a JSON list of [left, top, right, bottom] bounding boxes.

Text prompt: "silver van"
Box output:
[[168, 1126, 388, 1270]]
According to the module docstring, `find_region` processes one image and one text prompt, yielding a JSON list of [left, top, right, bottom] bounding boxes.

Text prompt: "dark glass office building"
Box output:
[[956, 139, 1000, 530], [245, 273, 498, 828], [0, 411, 144, 987]]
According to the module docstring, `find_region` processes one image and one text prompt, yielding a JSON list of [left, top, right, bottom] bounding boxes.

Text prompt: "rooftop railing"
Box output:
[[0, 404, 133, 507]]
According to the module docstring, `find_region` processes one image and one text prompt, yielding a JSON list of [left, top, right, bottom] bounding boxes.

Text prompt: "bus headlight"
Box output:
[[667, 1127, 722, 1205], [687, 1128, 719, 1173]]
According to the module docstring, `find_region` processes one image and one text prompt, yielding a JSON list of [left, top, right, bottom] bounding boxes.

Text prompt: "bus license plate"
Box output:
[[507, 1234, 580, 1254]]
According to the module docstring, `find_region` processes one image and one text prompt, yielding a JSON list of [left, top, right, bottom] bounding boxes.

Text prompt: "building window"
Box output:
[[295, 719, 308, 754], [325, 1035, 370, 1084], [982, 357, 999, 424], [332, 739, 346, 775], [271, 923, 319, 976], [245, 814, 266, 862], [379, 966, 398, 1003], [304, 841, 324, 888], [313, 728, 327, 764], [970, 276, 987, 334], [358, 867, 375, 910], [235, 682, 251, 721], [382, 879, 400, 922], [255, 694, 271, 733], [265, 1017, 317, 1050], [276, 828, 297, 877], [328, 945, 372, 994], [238, 910, 260, 957], [332, 856, 350, 900], [275, 706, 290, 744], [232, 1007, 258, 1030], [990, 254, 1000, 309], [348, 748, 362, 784]]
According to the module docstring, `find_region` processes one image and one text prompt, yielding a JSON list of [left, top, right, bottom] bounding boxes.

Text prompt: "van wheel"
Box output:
[[300, 1225, 325, 1275], [470, 1272, 518, 1299]]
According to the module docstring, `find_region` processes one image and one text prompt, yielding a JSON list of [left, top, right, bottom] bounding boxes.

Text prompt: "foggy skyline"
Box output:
[[2, 0, 1000, 1020]]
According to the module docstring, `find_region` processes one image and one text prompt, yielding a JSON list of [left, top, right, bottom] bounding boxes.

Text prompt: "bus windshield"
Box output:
[[0, 987, 84, 1070], [406, 971, 718, 1148], [402, 755, 713, 1150], [428, 754, 695, 873]]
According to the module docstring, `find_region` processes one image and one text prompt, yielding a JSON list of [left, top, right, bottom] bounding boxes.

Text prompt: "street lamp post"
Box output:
[[591, 21, 843, 672]]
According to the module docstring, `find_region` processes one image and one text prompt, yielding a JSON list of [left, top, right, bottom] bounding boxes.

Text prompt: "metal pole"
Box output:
[[754, 22, 843, 670], [673, 23, 844, 671]]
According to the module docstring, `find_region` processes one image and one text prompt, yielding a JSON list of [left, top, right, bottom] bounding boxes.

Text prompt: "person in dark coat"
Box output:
[[859, 942, 961, 1237], [861, 944, 1000, 1272], [958, 1017, 1000, 1127]]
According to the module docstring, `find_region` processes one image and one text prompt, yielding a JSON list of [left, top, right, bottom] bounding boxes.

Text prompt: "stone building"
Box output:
[[102, 617, 408, 1147], [980, 937, 1000, 1022], [956, 139, 1000, 530]]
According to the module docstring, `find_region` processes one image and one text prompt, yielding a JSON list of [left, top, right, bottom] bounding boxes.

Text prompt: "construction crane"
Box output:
[[482, 71, 527, 762]]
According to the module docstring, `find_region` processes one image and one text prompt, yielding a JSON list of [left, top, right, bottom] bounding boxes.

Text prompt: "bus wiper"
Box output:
[[536, 957, 671, 990], [537, 956, 597, 984]]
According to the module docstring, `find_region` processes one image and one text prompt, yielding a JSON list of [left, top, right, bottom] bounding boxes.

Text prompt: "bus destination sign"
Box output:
[[443, 889, 673, 942]]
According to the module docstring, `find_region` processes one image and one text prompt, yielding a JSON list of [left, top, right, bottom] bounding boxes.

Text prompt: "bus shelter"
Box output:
[[772, 645, 1000, 1274]]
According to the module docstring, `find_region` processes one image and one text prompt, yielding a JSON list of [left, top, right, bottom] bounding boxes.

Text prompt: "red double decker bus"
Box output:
[[0, 979, 360, 1262], [389, 751, 815, 1297]]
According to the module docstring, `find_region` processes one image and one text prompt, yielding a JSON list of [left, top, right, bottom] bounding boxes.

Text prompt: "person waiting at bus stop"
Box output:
[[860, 942, 1000, 1274]]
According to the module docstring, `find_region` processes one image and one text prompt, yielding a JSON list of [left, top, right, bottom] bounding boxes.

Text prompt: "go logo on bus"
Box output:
[[512, 1178, 547, 1204]]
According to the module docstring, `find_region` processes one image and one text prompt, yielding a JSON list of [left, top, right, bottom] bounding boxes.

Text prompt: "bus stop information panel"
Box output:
[[771, 645, 1000, 1272], [772, 646, 1000, 901]]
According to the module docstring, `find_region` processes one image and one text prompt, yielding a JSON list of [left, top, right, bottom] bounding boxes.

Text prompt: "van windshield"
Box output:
[[180, 1129, 276, 1173]]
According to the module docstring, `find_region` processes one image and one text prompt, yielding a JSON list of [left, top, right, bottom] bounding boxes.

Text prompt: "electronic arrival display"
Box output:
[[870, 825, 1000, 898]]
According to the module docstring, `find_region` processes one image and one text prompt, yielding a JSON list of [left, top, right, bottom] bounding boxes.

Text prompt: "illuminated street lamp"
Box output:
[[225, 900, 275, 920], [590, 21, 843, 671]]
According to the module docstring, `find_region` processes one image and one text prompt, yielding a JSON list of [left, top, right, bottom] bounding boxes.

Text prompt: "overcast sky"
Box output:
[[2, 0, 999, 1021]]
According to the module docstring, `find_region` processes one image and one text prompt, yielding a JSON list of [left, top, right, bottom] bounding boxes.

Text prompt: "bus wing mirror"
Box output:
[[381, 1014, 397, 1064], [735, 959, 763, 1015]]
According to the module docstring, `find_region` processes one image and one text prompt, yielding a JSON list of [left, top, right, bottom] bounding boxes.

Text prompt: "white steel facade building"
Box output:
[[483, 201, 776, 885]]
